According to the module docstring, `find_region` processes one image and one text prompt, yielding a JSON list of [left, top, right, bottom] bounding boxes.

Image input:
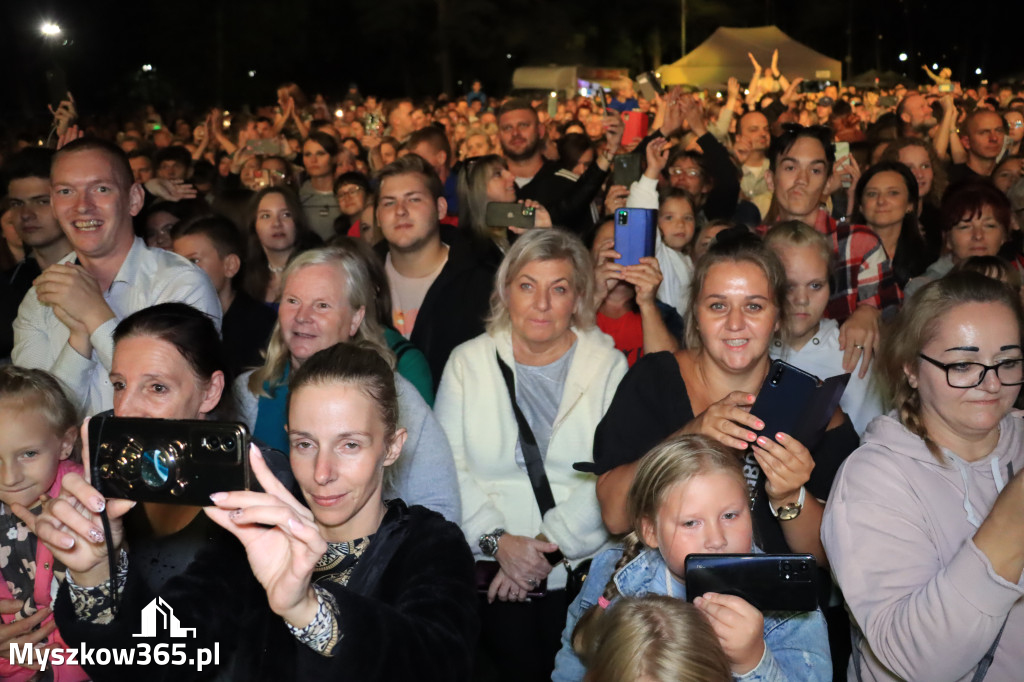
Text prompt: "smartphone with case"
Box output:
[[685, 554, 818, 612], [613, 208, 656, 267], [611, 154, 642, 187], [750, 360, 849, 451], [89, 417, 256, 506], [485, 202, 535, 229], [635, 71, 664, 100], [621, 111, 650, 148]]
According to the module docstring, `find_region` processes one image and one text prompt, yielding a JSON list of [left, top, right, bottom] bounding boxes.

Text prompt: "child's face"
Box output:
[[641, 471, 753, 582], [173, 233, 236, 296], [774, 243, 830, 345], [658, 197, 697, 252], [0, 403, 74, 510]]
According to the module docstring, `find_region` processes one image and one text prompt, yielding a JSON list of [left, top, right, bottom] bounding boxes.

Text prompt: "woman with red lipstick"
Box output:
[[593, 234, 858, 571], [29, 342, 478, 681], [435, 229, 628, 681], [242, 187, 322, 306]]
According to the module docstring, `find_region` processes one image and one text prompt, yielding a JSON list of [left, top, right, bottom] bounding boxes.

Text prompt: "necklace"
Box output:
[[268, 263, 286, 274]]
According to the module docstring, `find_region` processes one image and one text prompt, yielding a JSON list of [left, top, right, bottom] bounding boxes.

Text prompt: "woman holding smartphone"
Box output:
[[592, 234, 859, 567], [21, 343, 478, 681]]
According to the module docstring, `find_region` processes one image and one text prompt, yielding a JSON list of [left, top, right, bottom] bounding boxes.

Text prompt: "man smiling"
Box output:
[[13, 139, 219, 415]]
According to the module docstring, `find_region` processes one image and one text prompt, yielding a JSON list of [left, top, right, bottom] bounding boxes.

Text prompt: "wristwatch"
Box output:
[[478, 528, 506, 557], [770, 486, 806, 521]]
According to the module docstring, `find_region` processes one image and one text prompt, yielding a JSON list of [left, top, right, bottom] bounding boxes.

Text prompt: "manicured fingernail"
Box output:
[[757, 436, 767, 445], [747, 432, 756, 441], [756, 421, 764, 429], [63, 536, 75, 549], [776, 432, 787, 441], [287, 518, 301, 533], [91, 498, 105, 513], [209, 492, 227, 502]]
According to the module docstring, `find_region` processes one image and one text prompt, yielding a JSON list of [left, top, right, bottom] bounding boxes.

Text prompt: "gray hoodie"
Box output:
[[822, 413, 1024, 681]]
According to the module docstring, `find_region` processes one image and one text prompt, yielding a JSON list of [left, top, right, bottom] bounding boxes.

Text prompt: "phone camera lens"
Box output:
[[617, 210, 627, 225], [221, 437, 235, 452]]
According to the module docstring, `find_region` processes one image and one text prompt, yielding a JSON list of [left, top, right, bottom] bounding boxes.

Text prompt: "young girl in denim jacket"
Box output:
[[0, 366, 87, 681], [552, 434, 831, 682]]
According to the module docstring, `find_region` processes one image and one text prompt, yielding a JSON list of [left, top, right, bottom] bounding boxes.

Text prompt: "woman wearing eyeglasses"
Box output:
[[822, 271, 1024, 682]]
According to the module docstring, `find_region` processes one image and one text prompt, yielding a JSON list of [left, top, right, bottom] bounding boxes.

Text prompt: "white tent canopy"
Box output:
[[660, 26, 842, 88]]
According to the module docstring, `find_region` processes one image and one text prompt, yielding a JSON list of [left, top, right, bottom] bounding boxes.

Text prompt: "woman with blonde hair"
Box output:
[[435, 228, 627, 681], [823, 271, 1024, 681], [236, 245, 460, 521]]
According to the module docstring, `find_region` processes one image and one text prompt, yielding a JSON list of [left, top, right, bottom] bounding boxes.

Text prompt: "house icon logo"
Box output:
[[133, 597, 197, 638]]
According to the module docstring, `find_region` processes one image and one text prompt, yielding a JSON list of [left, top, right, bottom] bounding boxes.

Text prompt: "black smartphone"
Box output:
[[89, 416, 255, 506], [685, 553, 818, 612], [750, 360, 849, 451], [485, 202, 535, 229], [635, 71, 664, 101], [613, 208, 656, 267], [611, 153, 642, 187]]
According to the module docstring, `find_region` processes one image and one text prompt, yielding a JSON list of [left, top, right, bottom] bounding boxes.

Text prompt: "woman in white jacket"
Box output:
[[822, 271, 1024, 681], [435, 229, 627, 682]]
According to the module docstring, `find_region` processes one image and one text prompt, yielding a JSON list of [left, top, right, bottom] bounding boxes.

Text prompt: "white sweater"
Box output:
[[435, 327, 627, 586]]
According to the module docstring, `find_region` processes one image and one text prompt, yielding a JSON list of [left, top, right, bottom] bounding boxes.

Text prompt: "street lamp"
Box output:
[[40, 22, 61, 37], [898, 53, 908, 62]]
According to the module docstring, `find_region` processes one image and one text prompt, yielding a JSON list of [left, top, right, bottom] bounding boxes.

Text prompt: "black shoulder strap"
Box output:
[[495, 351, 557, 516], [971, 619, 1008, 682]]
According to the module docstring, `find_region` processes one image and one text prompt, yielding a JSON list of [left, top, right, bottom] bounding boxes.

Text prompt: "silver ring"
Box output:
[[854, 344, 865, 350], [527, 578, 538, 588]]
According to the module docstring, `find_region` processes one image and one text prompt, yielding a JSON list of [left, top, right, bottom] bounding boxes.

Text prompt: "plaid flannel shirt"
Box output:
[[759, 209, 903, 323]]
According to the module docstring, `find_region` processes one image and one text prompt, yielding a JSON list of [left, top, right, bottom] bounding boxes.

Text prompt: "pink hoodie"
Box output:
[[0, 459, 89, 682], [822, 414, 1024, 682]]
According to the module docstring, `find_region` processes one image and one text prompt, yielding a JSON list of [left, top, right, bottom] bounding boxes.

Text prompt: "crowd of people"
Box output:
[[0, 57, 1022, 681]]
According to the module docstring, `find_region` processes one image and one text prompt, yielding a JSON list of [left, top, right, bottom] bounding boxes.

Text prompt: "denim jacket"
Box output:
[[551, 546, 832, 682]]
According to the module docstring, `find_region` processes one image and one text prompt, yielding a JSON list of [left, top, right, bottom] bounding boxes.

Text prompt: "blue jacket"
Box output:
[[552, 546, 832, 682]]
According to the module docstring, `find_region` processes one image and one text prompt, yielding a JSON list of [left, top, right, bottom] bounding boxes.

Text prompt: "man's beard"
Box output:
[[501, 137, 542, 163]]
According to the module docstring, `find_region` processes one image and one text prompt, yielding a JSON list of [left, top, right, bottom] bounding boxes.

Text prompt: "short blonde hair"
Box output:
[[485, 229, 596, 334]]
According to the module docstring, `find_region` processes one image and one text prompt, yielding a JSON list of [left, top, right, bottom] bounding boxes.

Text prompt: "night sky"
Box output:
[[2, 0, 1022, 128]]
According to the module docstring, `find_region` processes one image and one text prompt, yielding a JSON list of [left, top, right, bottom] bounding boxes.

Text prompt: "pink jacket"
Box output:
[[822, 414, 1024, 681], [0, 459, 89, 682]]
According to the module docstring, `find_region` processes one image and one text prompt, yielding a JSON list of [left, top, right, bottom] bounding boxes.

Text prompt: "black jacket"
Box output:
[[377, 224, 498, 390], [54, 500, 479, 681], [515, 159, 608, 235]]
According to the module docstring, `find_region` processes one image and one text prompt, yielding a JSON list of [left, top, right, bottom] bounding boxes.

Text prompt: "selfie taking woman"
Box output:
[[237, 246, 460, 521], [25, 343, 478, 680], [593, 235, 859, 565], [823, 272, 1024, 681], [456, 154, 551, 254]]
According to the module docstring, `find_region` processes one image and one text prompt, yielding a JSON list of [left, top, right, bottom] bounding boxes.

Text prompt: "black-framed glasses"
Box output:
[[918, 354, 1024, 388]]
